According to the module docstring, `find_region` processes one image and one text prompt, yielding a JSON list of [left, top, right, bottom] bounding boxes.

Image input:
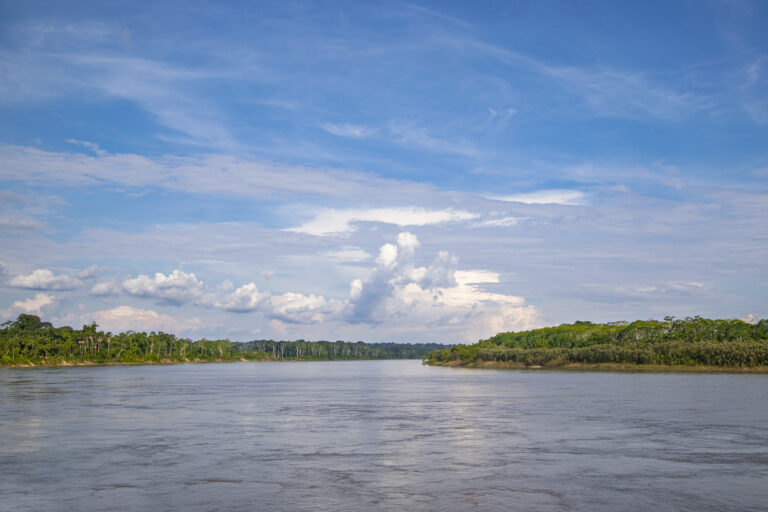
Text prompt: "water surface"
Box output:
[[1, 361, 766, 511]]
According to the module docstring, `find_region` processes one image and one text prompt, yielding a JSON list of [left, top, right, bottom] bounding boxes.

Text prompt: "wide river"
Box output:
[[1, 361, 766, 511]]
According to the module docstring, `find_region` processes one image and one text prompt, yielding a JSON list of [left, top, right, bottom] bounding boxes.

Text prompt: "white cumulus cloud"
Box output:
[[90, 281, 120, 296], [216, 283, 269, 312], [267, 292, 339, 324], [122, 269, 206, 305], [58, 231, 538, 339], [8, 293, 54, 314], [215, 282, 341, 324], [84, 306, 203, 333], [9, 269, 83, 290], [344, 232, 538, 339]]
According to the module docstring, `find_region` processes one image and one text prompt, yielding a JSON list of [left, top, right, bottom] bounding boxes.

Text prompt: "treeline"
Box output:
[[0, 314, 448, 366], [240, 340, 448, 360], [428, 317, 768, 369]]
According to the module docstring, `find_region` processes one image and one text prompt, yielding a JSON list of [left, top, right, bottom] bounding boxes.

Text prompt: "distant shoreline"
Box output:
[[1, 357, 425, 368], [424, 360, 768, 373]]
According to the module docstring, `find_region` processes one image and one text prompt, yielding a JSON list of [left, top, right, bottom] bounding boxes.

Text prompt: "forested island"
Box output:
[[427, 316, 768, 371], [0, 314, 448, 366]]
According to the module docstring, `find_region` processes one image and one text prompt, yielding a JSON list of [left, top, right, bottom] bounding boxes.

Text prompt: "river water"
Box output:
[[1, 360, 766, 511]]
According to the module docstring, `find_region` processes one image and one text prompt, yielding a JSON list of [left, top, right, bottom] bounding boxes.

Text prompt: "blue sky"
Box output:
[[1, 0, 766, 342]]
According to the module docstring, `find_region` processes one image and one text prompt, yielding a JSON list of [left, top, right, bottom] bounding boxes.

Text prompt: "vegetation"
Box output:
[[0, 314, 448, 366], [427, 317, 768, 370]]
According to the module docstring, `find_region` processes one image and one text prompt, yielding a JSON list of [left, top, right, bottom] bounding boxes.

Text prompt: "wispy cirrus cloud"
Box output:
[[0, 217, 44, 230], [321, 122, 376, 138], [491, 189, 586, 205], [0, 144, 435, 201], [321, 246, 372, 262], [286, 207, 478, 236], [437, 34, 708, 121], [473, 216, 520, 228], [0, 19, 238, 147], [387, 121, 483, 157], [66, 139, 108, 156]]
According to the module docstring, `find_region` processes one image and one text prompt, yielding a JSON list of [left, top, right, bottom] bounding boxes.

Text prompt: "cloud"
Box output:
[[473, 216, 520, 228], [215, 282, 340, 323], [9, 269, 83, 290], [668, 281, 704, 291], [287, 207, 478, 236], [387, 121, 482, 157], [741, 314, 756, 324], [0, 19, 234, 147], [115, 268, 341, 324], [322, 247, 371, 262], [215, 283, 269, 312], [345, 232, 538, 339], [614, 281, 707, 298], [491, 189, 585, 205], [7, 293, 54, 315], [0, 217, 44, 230], [84, 305, 203, 333], [543, 66, 700, 119], [448, 36, 705, 120], [66, 139, 107, 156], [122, 269, 206, 305], [321, 122, 375, 138], [488, 107, 517, 122], [76, 266, 102, 279], [0, 144, 433, 201], [267, 292, 338, 324], [741, 57, 768, 125], [321, 121, 481, 157], [90, 281, 120, 296], [102, 231, 536, 337]]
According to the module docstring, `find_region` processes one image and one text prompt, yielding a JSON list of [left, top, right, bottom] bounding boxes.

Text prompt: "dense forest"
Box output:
[[427, 317, 768, 369], [0, 314, 448, 366]]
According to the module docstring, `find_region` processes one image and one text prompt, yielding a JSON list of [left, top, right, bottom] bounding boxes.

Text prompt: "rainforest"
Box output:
[[427, 317, 768, 371], [0, 314, 447, 366]]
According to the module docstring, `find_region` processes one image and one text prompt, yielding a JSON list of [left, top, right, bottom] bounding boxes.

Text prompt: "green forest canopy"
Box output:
[[428, 316, 768, 368], [0, 314, 448, 365], [5, 314, 768, 368]]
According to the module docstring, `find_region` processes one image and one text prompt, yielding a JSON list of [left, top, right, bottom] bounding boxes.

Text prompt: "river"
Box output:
[[1, 360, 766, 511]]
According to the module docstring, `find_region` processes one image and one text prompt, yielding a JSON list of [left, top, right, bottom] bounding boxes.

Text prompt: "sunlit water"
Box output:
[[1, 361, 767, 511]]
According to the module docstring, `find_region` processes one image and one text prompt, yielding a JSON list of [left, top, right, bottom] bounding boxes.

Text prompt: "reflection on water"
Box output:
[[1, 361, 767, 511]]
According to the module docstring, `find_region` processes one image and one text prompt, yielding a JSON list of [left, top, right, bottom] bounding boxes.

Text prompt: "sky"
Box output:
[[1, 0, 767, 343]]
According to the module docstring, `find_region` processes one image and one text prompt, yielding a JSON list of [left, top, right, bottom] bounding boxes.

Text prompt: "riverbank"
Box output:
[[424, 360, 768, 373], [1, 358, 256, 368], [1, 357, 431, 368]]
